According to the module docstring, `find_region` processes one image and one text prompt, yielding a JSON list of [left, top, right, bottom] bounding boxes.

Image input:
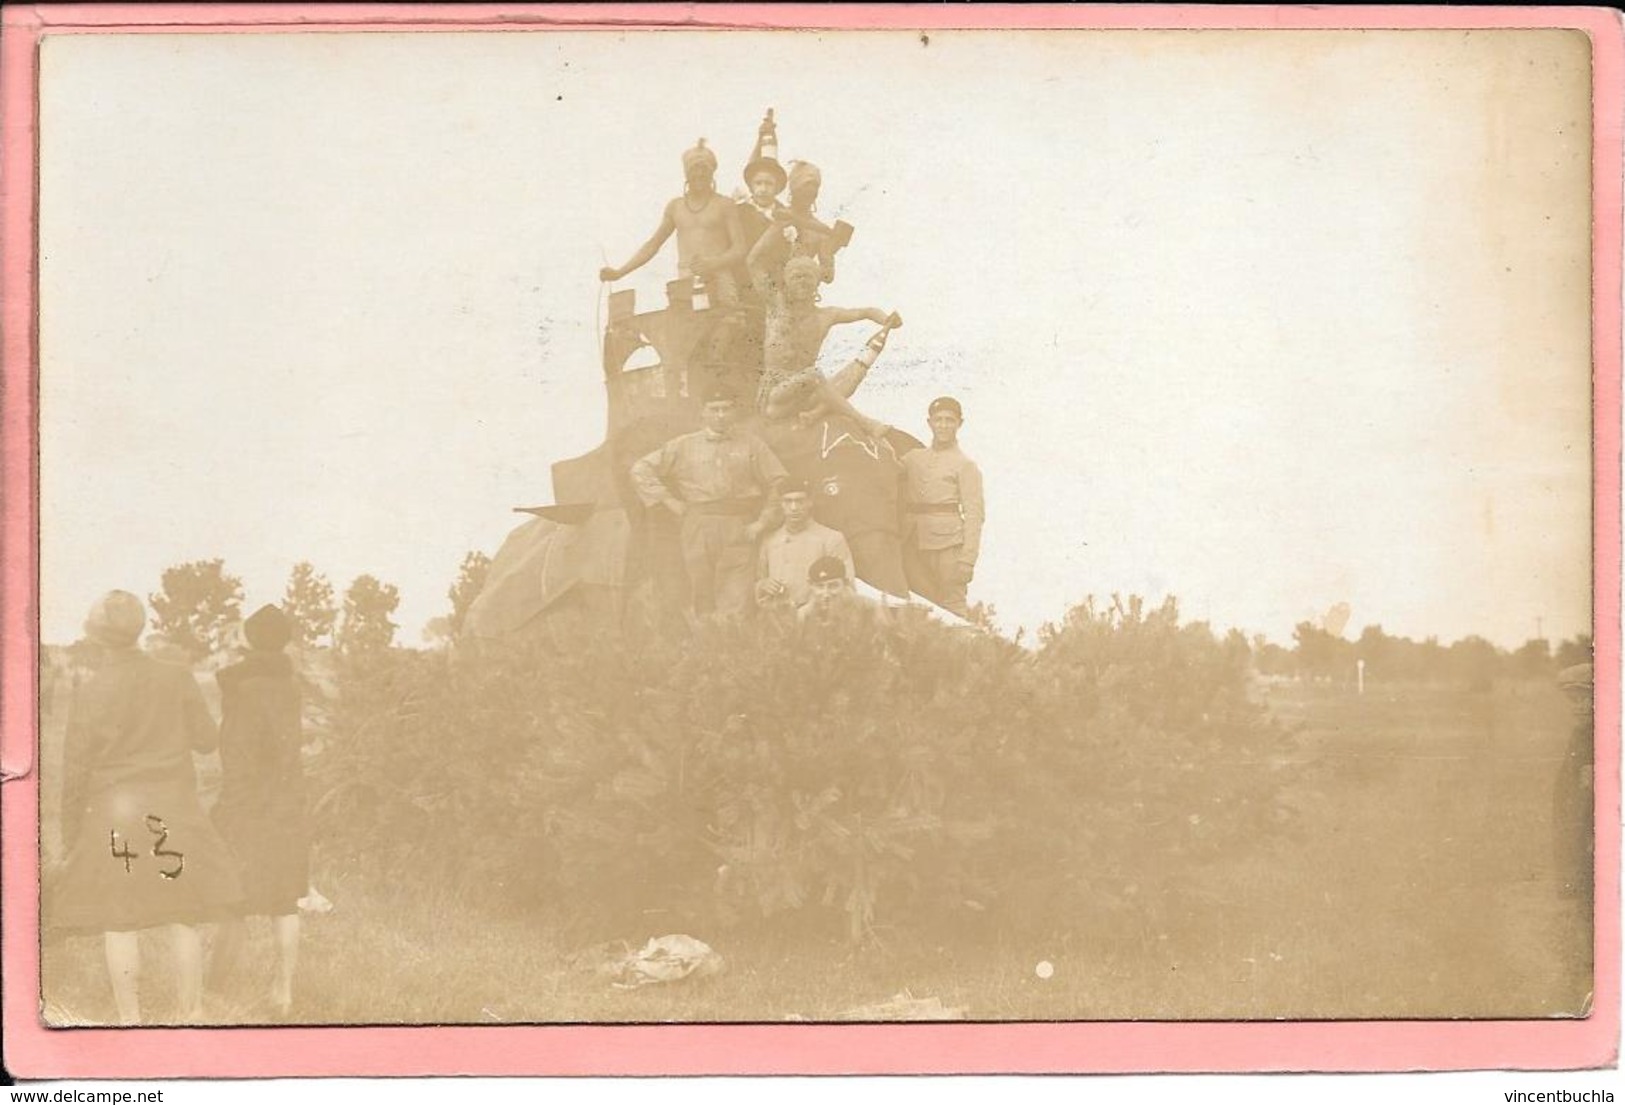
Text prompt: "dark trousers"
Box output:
[[903, 542, 970, 618]]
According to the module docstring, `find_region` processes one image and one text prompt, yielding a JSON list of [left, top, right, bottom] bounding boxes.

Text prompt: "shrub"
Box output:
[[312, 595, 1300, 945]]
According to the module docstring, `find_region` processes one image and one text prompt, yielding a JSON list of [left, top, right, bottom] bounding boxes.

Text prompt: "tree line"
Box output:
[[132, 555, 1589, 689], [135, 552, 491, 661], [1262, 621, 1591, 688]]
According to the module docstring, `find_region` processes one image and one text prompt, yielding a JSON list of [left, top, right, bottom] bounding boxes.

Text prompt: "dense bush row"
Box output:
[[311, 597, 1302, 943]]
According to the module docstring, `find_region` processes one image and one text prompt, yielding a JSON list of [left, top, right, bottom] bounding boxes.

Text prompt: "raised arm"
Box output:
[[822, 307, 901, 329], [600, 202, 677, 282]]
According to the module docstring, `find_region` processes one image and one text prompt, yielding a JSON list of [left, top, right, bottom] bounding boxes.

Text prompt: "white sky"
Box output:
[[37, 29, 1595, 648]]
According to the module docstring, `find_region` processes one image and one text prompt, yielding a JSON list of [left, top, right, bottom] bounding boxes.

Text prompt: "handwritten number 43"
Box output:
[[108, 815, 185, 880]]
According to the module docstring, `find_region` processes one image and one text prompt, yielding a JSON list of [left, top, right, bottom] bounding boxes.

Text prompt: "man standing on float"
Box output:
[[631, 387, 787, 616], [901, 397, 985, 619]]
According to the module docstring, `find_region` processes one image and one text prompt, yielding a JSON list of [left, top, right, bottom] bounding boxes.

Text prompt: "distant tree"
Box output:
[[338, 575, 401, 660], [1293, 621, 1352, 683], [1251, 634, 1293, 677], [1413, 636, 1449, 684], [1510, 637, 1553, 681], [447, 551, 492, 636], [283, 561, 338, 649], [1356, 625, 1396, 680], [1555, 635, 1593, 670], [1222, 627, 1251, 667], [1447, 635, 1502, 692], [148, 559, 244, 660]]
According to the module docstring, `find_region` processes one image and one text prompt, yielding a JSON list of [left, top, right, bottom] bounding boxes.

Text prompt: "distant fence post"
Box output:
[[1357, 658, 1365, 695]]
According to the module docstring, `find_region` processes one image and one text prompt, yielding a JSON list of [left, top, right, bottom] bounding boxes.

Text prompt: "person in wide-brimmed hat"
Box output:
[[733, 109, 792, 297], [599, 138, 746, 308], [50, 591, 244, 1024]]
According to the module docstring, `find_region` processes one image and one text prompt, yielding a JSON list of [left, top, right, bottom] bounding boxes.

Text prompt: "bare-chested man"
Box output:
[[600, 140, 746, 307], [748, 235, 900, 438]]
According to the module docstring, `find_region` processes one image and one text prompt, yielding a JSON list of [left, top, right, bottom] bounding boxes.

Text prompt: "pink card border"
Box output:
[[1, 2, 1618, 1078]]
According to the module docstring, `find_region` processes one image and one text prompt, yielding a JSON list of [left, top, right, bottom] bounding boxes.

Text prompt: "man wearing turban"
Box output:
[[599, 139, 747, 308]]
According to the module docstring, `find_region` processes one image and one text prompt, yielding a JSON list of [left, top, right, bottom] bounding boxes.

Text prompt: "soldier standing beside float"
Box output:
[[901, 397, 985, 619], [631, 388, 788, 616]]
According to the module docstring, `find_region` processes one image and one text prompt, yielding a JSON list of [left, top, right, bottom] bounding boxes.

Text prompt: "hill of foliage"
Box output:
[[312, 596, 1302, 944]]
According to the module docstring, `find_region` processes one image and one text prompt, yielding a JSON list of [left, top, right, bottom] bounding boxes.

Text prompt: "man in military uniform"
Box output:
[[901, 396, 984, 619], [755, 478, 853, 609], [631, 388, 787, 616]]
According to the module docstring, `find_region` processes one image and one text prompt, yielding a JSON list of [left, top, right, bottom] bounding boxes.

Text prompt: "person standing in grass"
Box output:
[[209, 603, 309, 1017], [51, 591, 243, 1024]]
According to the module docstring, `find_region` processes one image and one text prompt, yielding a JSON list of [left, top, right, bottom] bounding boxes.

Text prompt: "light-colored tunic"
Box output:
[[631, 429, 787, 510], [757, 521, 854, 607], [901, 444, 985, 561]]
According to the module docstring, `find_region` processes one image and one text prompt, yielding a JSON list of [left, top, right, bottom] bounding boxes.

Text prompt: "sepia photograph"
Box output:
[[5, 7, 1613, 1063]]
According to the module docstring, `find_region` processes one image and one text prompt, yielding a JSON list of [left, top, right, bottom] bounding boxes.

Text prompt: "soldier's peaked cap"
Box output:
[[701, 385, 737, 405], [928, 396, 963, 420], [779, 477, 811, 496], [807, 556, 848, 584]]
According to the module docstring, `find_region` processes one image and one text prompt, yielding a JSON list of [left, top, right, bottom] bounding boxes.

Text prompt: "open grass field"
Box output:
[[39, 677, 1593, 1025]]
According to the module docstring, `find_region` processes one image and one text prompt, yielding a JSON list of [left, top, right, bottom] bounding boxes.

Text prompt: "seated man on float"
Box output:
[[748, 235, 900, 438], [599, 139, 746, 308]]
